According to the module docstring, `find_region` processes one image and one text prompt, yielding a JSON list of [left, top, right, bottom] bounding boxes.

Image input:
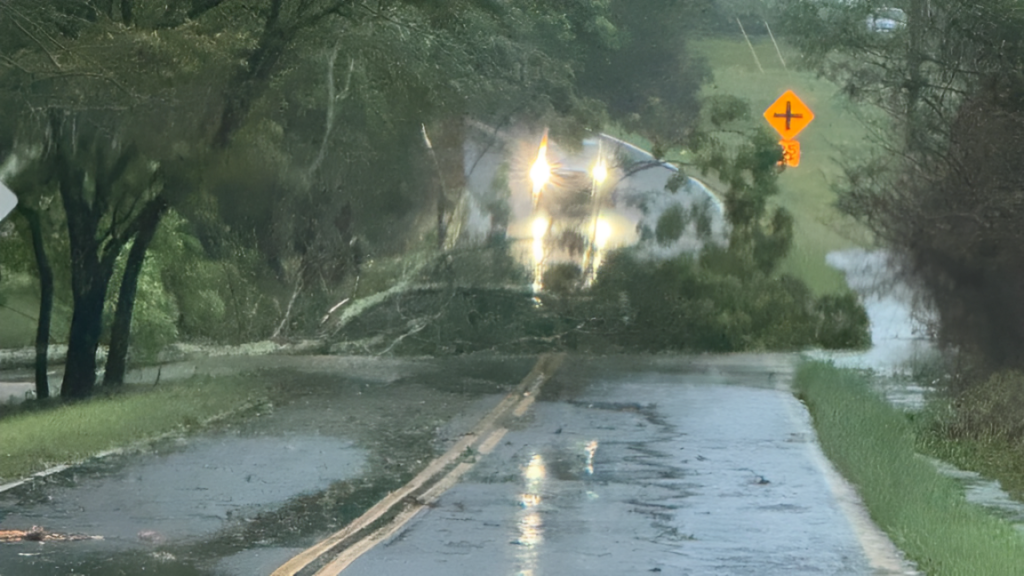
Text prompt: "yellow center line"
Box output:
[[477, 427, 509, 456], [271, 353, 564, 576]]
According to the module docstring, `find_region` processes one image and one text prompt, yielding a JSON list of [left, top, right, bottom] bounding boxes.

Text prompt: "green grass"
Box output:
[[0, 272, 72, 349], [795, 361, 1024, 575], [0, 275, 42, 349], [0, 376, 271, 482], [607, 36, 877, 294], [695, 35, 876, 294]]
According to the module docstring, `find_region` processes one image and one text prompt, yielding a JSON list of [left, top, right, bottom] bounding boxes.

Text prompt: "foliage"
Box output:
[[795, 361, 1024, 576], [655, 205, 687, 245], [781, 0, 1024, 370], [588, 248, 865, 351], [577, 0, 712, 146], [542, 263, 583, 296], [813, 292, 871, 349], [104, 246, 179, 362], [925, 370, 1024, 444]]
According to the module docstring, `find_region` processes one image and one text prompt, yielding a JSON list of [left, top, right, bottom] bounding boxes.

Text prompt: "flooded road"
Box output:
[[0, 356, 535, 575], [328, 355, 911, 576], [809, 249, 936, 410], [0, 354, 915, 575]]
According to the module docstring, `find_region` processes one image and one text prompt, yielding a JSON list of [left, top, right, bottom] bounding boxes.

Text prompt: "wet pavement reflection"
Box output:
[[342, 356, 906, 575], [0, 355, 537, 576]]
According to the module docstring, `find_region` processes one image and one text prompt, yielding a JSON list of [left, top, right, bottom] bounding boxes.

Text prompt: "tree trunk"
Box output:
[[103, 197, 169, 387], [61, 283, 109, 399], [906, 0, 927, 151], [54, 124, 120, 399], [19, 207, 53, 400], [212, 4, 290, 149]]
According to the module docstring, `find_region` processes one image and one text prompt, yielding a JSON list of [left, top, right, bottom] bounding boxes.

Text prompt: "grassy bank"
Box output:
[[609, 35, 874, 294], [0, 376, 271, 483], [694, 36, 875, 294], [795, 361, 1024, 575]]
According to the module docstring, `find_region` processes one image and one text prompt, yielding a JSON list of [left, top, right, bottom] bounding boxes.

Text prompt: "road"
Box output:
[[0, 354, 917, 576], [318, 354, 912, 576]]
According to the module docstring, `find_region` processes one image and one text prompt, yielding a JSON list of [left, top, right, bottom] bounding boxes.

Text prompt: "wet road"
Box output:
[[0, 354, 915, 575], [330, 355, 910, 576]]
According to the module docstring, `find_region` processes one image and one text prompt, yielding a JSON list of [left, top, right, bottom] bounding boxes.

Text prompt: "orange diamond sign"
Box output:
[[764, 90, 814, 140]]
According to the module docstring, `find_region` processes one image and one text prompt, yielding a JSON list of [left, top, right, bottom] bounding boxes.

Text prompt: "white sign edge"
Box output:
[[0, 180, 17, 223]]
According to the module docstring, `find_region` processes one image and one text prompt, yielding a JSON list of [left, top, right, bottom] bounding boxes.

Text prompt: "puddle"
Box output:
[[0, 433, 365, 574], [925, 457, 1024, 532], [0, 355, 536, 575]]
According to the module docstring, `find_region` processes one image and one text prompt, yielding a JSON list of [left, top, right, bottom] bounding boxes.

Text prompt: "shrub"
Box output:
[[542, 263, 583, 296], [941, 370, 1024, 442], [814, 292, 871, 349]]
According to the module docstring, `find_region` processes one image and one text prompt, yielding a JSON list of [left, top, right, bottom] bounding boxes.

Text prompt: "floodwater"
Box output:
[[0, 355, 536, 575], [0, 353, 920, 575], [808, 248, 937, 409], [340, 355, 914, 576], [815, 249, 1024, 534], [0, 434, 365, 575]]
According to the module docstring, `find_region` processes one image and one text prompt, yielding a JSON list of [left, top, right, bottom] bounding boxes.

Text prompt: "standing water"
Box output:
[[813, 249, 1024, 531]]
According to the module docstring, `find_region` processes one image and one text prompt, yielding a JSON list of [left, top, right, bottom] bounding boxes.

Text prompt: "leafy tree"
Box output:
[[578, 0, 712, 146], [782, 0, 1024, 368], [655, 205, 687, 245]]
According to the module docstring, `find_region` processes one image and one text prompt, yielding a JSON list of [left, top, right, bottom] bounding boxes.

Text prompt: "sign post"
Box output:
[[0, 181, 16, 222], [763, 90, 814, 168]]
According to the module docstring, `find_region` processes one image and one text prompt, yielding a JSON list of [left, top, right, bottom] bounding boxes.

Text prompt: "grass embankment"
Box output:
[[795, 361, 1024, 575], [612, 35, 875, 295], [0, 275, 48, 349], [696, 36, 876, 295], [0, 376, 270, 482]]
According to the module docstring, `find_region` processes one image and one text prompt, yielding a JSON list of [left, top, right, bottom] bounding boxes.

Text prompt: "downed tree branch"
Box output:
[[0, 526, 103, 543]]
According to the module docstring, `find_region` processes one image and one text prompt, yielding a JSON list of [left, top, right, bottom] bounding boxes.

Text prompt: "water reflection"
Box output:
[[515, 454, 547, 576], [589, 217, 612, 281], [584, 440, 599, 475], [531, 216, 549, 292]]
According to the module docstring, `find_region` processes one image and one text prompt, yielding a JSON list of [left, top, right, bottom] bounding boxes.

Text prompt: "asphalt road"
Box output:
[[0, 353, 918, 576], [322, 354, 913, 576]]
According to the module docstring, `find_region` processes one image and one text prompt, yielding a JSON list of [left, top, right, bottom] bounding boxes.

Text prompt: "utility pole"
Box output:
[[906, 0, 927, 153]]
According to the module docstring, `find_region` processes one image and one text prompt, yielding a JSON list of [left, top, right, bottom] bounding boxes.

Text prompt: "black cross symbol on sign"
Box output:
[[774, 101, 803, 131]]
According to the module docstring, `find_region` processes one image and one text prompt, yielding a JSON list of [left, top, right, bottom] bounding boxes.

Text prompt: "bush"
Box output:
[[586, 247, 871, 352], [814, 292, 871, 349], [655, 204, 686, 245], [542, 263, 583, 296], [589, 249, 828, 351], [939, 370, 1024, 442]]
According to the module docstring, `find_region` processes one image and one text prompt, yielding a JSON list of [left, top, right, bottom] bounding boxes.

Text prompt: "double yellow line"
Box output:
[[271, 354, 565, 576]]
